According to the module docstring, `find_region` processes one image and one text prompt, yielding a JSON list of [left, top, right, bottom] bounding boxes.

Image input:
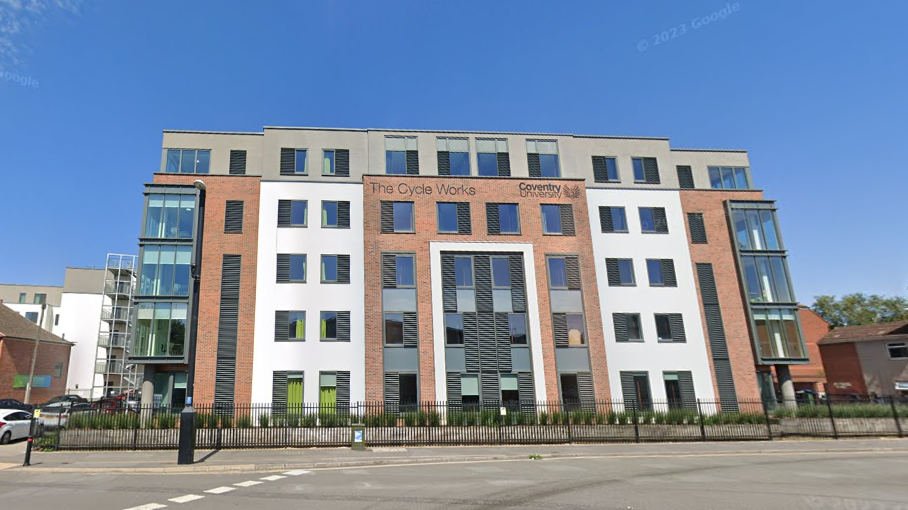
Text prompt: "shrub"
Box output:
[[218, 414, 233, 429], [428, 411, 441, 427], [257, 413, 270, 428], [154, 413, 177, 429], [236, 414, 253, 429], [538, 411, 549, 426], [300, 413, 317, 428]]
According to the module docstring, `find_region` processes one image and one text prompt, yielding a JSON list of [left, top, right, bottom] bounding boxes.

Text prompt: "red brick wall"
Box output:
[[819, 343, 866, 396], [680, 190, 763, 401], [792, 307, 830, 389], [0, 337, 71, 404], [363, 176, 609, 402], [152, 174, 261, 403]]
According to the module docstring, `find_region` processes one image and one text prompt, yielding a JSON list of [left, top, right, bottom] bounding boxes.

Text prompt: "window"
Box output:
[[321, 312, 338, 340], [605, 258, 635, 286], [461, 374, 480, 407], [566, 313, 586, 345], [445, 313, 464, 345], [709, 167, 749, 189], [25, 312, 38, 323], [639, 207, 668, 234], [437, 203, 458, 233], [491, 257, 510, 288], [321, 201, 338, 227], [731, 207, 781, 250], [655, 314, 673, 341], [741, 255, 794, 303], [676, 165, 694, 189], [613, 313, 643, 342], [323, 150, 335, 175], [560, 374, 579, 402], [526, 140, 560, 178], [224, 200, 244, 233], [53, 362, 63, 378], [501, 374, 519, 405], [548, 257, 567, 289], [399, 374, 418, 408], [393, 202, 414, 232], [229, 149, 247, 175], [632, 157, 660, 184], [477, 139, 509, 176], [655, 313, 685, 342], [436, 138, 470, 176], [33, 293, 46, 304], [664, 373, 682, 408], [295, 150, 307, 174], [18, 292, 25, 303], [321, 255, 350, 284], [144, 194, 196, 239], [888, 342, 908, 360], [165, 149, 210, 174], [498, 204, 520, 234], [687, 213, 707, 244], [509, 313, 527, 345], [54, 314, 60, 326], [133, 302, 188, 357], [454, 257, 473, 288], [592, 156, 619, 183], [385, 312, 404, 345], [646, 259, 676, 287], [277, 200, 308, 227], [139, 245, 192, 296], [621, 372, 653, 411], [279, 148, 308, 175], [289, 255, 307, 282], [541, 204, 562, 234], [395, 255, 415, 287], [753, 308, 804, 359], [386, 136, 418, 175], [289, 311, 306, 340], [319, 372, 336, 408], [599, 206, 628, 233]]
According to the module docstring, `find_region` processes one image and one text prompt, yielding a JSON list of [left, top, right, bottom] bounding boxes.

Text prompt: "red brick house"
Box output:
[[0, 304, 73, 404], [790, 306, 831, 398], [819, 321, 908, 398]]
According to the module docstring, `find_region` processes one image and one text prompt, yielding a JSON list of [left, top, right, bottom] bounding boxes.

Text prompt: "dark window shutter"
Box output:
[[497, 152, 511, 176], [599, 206, 614, 233], [335, 149, 350, 177], [592, 156, 608, 183], [688, 213, 708, 244], [274, 311, 289, 341], [463, 312, 480, 372], [696, 263, 738, 411], [276, 254, 291, 283], [380, 202, 394, 233], [668, 313, 686, 342], [336, 312, 351, 342], [527, 153, 541, 178], [336, 371, 350, 410], [606, 259, 621, 286], [474, 256, 492, 312], [272, 371, 288, 408], [653, 207, 668, 233], [559, 205, 575, 236], [696, 263, 719, 305], [446, 372, 462, 406], [552, 313, 568, 347], [405, 150, 419, 175], [480, 371, 500, 406], [517, 372, 535, 410], [442, 254, 457, 312], [485, 203, 500, 234], [224, 200, 244, 233], [437, 151, 450, 176], [620, 372, 638, 408], [678, 371, 696, 409], [381, 254, 397, 289], [337, 255, 350, 284], [456, 202, 471, 234], [384, 372, 400, 408], [661, 259, 677, 287], [613, 313, 629, 342], [280, 148, 295, 175], [337, 201, 350, 228], [278, 200, 292, 227], [577, 372, 596, 410], [214, 255, 241, 408], [402, 312, 418, 347], [508, 255, 526, 312], [494, 312, 512, 372], [229, 150, 247, 175], [564, 256, 581, 290], [643, 157, 660, 184], [677, 165, 694, 189]]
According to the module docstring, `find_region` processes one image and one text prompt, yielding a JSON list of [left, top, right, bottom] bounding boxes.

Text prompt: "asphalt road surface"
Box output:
[[1, 448, 907, 510]]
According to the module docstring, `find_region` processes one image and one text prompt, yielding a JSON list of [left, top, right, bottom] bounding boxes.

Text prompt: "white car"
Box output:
[[0, 409, 44, 444]]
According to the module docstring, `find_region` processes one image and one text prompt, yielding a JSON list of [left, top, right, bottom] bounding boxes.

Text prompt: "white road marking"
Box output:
[[204, 486, 235, 494], [168, 495, 204, 504], [234, 480, 263, 487], [284, 469, 311, 476], [260, 475, 286, 481], [124, 504, 167, 510]]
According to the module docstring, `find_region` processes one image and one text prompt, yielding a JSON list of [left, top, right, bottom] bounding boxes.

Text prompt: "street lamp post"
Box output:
[[178, 179, 206, 465]]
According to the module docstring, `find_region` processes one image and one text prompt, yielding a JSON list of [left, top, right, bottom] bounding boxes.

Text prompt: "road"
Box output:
[[1, 446, 907, 509]]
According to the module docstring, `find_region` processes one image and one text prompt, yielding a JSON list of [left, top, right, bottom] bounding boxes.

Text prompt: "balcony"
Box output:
[[101, 307, 130, 323], [96, 360, 125, 374], [106, 255, 136, 275], [104, 281, 134, 297], [98, 333, 128, 349]]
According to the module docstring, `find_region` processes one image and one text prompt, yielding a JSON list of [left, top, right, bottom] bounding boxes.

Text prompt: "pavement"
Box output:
[[0, 438, 906, 510]]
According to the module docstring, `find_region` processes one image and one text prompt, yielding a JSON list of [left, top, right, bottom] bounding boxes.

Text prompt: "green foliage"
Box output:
[[257, 413, 270, 428], [538, 411, 549, 426], [428, 411, 441, 427], [236, 414, 253, 429], [812, 294, 908, 327], [773, 403, 899, 419], [218, 414, 233, 429], [153, 413, 177, 429], [528, 454, 542, 460]]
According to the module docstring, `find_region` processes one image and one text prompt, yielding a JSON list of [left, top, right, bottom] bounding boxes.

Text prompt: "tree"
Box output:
[[811, 293, 908, 328]]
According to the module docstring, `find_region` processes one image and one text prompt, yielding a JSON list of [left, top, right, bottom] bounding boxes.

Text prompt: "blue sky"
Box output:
[[0, 0, 904, 303]]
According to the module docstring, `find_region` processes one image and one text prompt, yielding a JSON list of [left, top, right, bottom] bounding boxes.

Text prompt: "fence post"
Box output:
[[132, 410, 139, 451], [891, 396, 904, 438], [763, 401, 774, 441], [566, 406, 573, 445], [696, 399, 706, 442], [826, 396, 838, 439], [54, 407, 63, 451], [631, 403, 640, 444]]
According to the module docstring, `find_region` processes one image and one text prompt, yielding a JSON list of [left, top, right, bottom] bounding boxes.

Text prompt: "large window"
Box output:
[[509, 313, 527, 344], [437, 138, 470, 176], [165, 149, 210, 174], [437, 203, 458, 233], [144, 194, 196, 239], [600, 206, 628, 233], [134, 302, 188, 357], [731, 207, 781, 250], [396, 255, 415, 287], [526, 140, 560, 178], [548, 257, 567, 289], [461, 374, 480, 407], [709, 166, 749, 189], [753, 308, 805, 359], [385, 312, 404, 345], [491, 257, 510, 288], [454, 257, 473, 288], [606, 258, 635, 286], [445, 313, 464, 345], [477, 139, 508, 177], [386, 136, 417, 175], [541, 204, 563, 234], [741, 255, 794, 303], [393, 202, 414, 233], [592, 156, 619, 183], [639, 207, 668, 234], [498, 204, 520, 234], [614, 313, 643, 342], [139, 245, 192, 296]]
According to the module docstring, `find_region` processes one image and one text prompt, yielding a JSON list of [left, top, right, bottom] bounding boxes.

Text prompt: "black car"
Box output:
[[0, 398, 35, 413], [39, 395, 89, 408]]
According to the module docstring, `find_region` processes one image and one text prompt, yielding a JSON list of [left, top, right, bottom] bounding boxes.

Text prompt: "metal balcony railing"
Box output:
[[98, 333, 128, 349], [101, 307, 130, 322], [104, 281, 134, 296]]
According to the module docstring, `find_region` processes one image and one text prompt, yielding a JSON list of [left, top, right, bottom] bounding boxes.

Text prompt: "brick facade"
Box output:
[[363, 176, 610, 402], [792, 307, 830, 392], [819, 342, 867, 396], [0, 337, 71, 404], [680, 190, 763, 401], [151, 174, 261, 403]]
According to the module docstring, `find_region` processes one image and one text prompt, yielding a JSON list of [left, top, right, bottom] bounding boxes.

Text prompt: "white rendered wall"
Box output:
[[429, 241, 548, 402], [586, 189, 716, 402], [55, 292, 104, 395], [252, 181, 366, 404], [7, 303, 56, 331]]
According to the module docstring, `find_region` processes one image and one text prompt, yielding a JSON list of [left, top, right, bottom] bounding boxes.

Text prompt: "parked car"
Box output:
[[38, 403, 92, 429], [39, 395, 89, 408], [0, 399, 34, 414], [0, 409, 44, 444]]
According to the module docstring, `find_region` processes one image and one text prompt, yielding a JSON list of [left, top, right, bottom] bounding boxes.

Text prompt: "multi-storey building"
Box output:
[[130, 127, 808, 410]]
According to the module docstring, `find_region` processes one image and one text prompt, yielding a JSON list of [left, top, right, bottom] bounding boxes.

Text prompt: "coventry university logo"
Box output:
[[562, 184, 582, 199]]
